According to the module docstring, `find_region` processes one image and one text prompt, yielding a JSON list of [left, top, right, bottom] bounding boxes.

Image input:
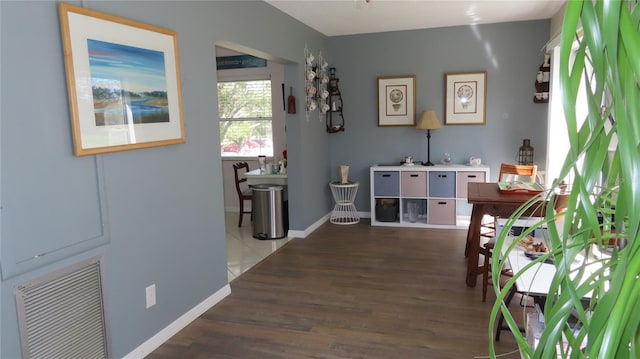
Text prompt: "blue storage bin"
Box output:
[[373, 171, 399, 196], [429, 171, 455, 198]]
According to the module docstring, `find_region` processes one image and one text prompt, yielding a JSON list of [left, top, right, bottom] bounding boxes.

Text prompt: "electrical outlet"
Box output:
[[146, 284, 156, 308]]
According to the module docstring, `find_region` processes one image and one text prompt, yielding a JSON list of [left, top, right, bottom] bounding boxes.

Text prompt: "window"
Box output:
[[218, 78, 273, 157], [547, 42, 592, 187]]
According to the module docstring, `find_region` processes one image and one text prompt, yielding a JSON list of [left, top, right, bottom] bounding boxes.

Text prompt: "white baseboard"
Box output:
[[288, 212, 330, 238], [288, 211, 370, 238], [123, 284, 231, 359]]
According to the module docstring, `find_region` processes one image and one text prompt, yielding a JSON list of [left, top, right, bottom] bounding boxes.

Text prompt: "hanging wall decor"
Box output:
[[377, 75, 416, 126], [326, 67, 345, 133], [58, 3, 185, 156], [444, 71, 487, 125], [533, 53, 551, 103], [304, 45, 330, 122]]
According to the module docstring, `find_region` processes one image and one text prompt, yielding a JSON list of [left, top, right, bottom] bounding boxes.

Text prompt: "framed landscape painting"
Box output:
[[377, 75, 416, 126], [444, 71, 487, 125], [59, 3, 185, 156]]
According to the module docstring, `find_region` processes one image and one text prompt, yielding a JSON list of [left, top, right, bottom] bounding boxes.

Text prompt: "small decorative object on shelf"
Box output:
[[340, 165, 349, 184], [469, 157, 482, 166], [326, 68, 345, 133], [533, 53, 550, 103], [442, 153, 452, 165], [517, 139, 534, 165]]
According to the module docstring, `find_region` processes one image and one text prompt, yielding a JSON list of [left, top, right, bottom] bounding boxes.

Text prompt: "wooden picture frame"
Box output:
[[377, 75, 416, 126], [59, 3, 185, 156], [444, 71, 487, 125]]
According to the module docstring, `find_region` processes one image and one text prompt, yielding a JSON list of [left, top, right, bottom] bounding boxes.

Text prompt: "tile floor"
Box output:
[[225, 211, 292, 282]]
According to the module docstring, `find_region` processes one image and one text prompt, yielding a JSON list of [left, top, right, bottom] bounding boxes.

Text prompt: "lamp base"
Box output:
[[423, 129, 436, 167]]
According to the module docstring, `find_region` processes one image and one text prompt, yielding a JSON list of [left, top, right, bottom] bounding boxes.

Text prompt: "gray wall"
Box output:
[[0, 1, 327, 357], [1, 1, 549, 357], [328, 21, 550, 211]]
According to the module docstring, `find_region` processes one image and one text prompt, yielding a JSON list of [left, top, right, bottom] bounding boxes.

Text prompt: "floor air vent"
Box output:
[[15, 256, 110, 359]]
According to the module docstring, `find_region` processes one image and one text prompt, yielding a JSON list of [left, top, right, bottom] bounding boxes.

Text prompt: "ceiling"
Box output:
[[265, 0, 566, 37]]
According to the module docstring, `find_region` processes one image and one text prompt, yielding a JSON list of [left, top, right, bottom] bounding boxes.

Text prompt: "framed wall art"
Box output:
[[444, 71, 487, 125], [59, 3, 185, 156], [377, 75, 416, 126]]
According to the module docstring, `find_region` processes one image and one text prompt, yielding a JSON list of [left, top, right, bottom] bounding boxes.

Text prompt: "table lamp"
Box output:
[[416, 110, 442, 166]]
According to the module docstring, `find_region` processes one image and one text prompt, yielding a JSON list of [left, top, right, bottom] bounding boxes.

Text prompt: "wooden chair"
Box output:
[[497, 163, 538, 183], [480, 163, 538, 239], [480, 163, 538, 302], [232, 162, 253, 227]]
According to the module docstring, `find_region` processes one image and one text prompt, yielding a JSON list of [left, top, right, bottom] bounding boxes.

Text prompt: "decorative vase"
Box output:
[[340, 165, 349, 184], [442, 153, 452, 165]]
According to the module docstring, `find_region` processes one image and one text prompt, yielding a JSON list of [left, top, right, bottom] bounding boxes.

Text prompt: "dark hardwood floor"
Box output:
[[148, 220, 525, 358]]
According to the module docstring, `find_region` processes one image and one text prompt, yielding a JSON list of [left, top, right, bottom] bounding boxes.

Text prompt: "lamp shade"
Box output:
[[416, 111, 442, 130]]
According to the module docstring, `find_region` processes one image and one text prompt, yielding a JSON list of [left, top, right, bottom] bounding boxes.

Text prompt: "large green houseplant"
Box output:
[[489, 0, 639, 357]]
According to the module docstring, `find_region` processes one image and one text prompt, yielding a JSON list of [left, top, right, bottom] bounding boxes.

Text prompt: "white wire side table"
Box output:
[[329, 181, 359, 225]]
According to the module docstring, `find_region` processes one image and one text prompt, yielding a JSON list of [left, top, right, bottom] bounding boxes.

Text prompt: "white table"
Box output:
[[243, 168, 287, 186], [495, 236, 603, 342], [502, 237, 600, 297], [504, 241, 557, 296], [493, 237, 558, 341], [329, 181, 359, 225], [244, 168, 288, 204]]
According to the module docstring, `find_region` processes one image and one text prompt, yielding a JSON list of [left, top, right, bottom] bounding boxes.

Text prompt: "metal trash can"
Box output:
[[252, 184, 285, 240]]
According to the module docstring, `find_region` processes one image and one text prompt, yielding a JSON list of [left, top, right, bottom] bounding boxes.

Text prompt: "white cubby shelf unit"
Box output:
[[370, 164, 490, 228]]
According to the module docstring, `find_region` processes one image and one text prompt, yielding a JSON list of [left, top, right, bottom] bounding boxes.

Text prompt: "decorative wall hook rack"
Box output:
[[304, 46, 330, 122]]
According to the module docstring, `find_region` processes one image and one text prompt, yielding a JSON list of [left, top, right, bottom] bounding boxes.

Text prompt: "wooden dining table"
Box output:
[[465, 182, 545, 287]]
